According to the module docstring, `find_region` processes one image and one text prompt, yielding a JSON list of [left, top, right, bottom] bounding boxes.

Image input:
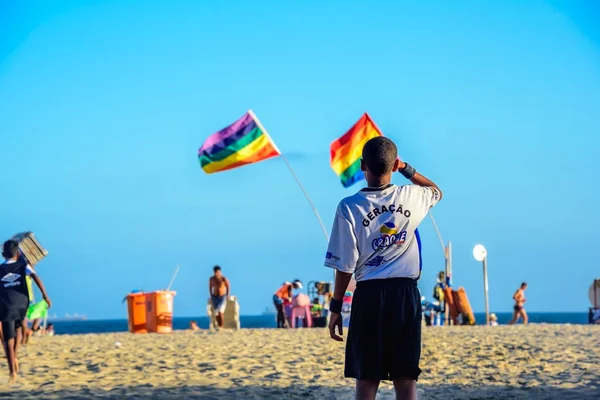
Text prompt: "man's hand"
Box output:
[[329, 312, 343, 341], [43, 295, 52, 309]]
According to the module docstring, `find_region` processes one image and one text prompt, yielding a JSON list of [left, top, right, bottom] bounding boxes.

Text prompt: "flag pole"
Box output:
[[429, 211, 449, 280], [247, 110, 330, 242], [429, 212, 446, 255], [430, 211, 452, 325], [167, 265, 180, 291], [249, 110, 337, 294]]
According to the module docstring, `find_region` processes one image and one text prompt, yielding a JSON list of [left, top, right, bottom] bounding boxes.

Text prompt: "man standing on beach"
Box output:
[[325, 137, 442, 400], [508, 282, 528, 325], [209, 266, 230, 328]]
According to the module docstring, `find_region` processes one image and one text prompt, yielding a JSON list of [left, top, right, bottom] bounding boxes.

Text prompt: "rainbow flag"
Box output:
[[199, 111, 281, 174], [330, 113, 383, 188]]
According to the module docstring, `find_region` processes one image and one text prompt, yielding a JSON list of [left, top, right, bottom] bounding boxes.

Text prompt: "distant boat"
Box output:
[[48, 313, 87, 322], [261, 307, 276, 316]]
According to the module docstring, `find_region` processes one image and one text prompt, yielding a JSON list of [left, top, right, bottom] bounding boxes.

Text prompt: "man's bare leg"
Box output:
[[393, 379, 417, 400], [13, 328, 22, 373], [21, 318, 28, 345], [14, 328, 21, 353], [4, 339, 17, 384], [355, 379, 379, 400], [32, 318, 41, 332], [508, 310, 519, 324], [26, 319, 39, 342], [216, 312, 224, 328], [521, 309, 528, 325]]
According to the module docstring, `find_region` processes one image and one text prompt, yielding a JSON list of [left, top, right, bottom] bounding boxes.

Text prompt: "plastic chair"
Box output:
[[290, 305, 312, 328]]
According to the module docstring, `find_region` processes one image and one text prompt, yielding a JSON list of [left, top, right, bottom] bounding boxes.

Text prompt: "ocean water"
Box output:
[[46, 312, 590, 335]]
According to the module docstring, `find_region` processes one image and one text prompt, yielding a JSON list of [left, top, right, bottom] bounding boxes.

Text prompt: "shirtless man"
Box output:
[[209, 266, 230, 328], [508, 282, 528, 325]]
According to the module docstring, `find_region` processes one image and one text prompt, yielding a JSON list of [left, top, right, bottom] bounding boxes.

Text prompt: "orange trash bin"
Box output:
[[145, 291, 176, 333], [126, 292, 148, 333]]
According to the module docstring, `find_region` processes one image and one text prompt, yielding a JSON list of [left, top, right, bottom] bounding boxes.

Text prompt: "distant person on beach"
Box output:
[[209, 266, 230, 328], [325, 137, 442, 400], [509, 282, 528, 325], [1, 239, 52, 384], [311, 298, 323, 318], [490, 313, 499, 326], [189, 320, 200, 331], [273, 280, 303, 328], [45, 323, 54, 336]]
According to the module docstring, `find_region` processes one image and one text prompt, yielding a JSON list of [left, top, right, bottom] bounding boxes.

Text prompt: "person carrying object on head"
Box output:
[[325, 137, 442, 400], [273, 279, 303, 328], [1, 240, 52, 384]]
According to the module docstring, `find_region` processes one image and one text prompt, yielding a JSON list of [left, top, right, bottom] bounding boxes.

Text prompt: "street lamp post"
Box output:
[[473, 244, 490, 326]]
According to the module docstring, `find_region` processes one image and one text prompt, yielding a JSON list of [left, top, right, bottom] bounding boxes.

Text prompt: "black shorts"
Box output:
[[345, 278, 422, 381], [1, 320, 23, 341]]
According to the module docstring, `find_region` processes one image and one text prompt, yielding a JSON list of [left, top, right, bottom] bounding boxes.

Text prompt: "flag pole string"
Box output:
[[248, 109, 330, 242]]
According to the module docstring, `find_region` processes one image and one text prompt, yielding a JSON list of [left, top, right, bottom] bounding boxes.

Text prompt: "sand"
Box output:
[[0, 324, 599, 399]]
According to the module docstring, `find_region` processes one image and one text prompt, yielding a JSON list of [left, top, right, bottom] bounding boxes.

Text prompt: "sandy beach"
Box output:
[[0, 324, 598, 399]]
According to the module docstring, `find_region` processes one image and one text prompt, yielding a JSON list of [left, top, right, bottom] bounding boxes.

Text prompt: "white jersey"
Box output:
[[324, 184, 441, 281]]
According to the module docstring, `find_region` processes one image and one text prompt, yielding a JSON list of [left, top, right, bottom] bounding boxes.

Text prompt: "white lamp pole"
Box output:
[[473, 244, 490, 326]]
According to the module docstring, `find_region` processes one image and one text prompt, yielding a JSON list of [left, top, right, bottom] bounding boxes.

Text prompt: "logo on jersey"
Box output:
[[372, 222, 407, 251], [365, 256, 384, 267], [1, 272, 21, 288]]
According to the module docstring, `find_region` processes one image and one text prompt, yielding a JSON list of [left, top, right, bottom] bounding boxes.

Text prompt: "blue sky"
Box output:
[[1, 0, 599, 318]]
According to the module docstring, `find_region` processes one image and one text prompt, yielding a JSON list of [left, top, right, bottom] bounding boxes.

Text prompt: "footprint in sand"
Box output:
[[198, 363, 216, 373], [263, 372, 282, 380], [86, 363, 102, 373]]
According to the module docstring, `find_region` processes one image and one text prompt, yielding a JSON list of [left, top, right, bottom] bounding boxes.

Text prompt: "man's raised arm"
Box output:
[[397, 160, 443, 200]]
